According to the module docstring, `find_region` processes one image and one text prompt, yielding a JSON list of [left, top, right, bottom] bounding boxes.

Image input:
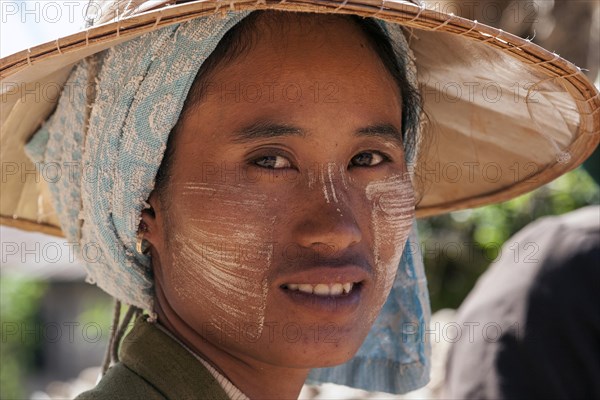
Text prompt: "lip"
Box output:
[[275, 265, 370, 286], [276, 265, 370, 315]]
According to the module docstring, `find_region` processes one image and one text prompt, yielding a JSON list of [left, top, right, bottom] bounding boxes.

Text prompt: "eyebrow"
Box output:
[[232, 121, 304, 142], [231, 120, 403, 146], [355, 123, 403, 146]]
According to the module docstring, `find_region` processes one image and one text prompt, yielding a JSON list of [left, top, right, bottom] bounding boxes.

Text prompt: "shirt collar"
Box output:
[[119, 316, 233, 400], [155, 322, 250, 400]]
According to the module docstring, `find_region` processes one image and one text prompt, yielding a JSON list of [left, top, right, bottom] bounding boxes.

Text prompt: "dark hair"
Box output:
[[154, 11, 422, 204]]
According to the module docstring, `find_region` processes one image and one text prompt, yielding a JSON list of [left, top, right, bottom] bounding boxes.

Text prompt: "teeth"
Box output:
[[330, 283, 343, 296], [313, 284, 330, 295], [342, 283, 353, 294], [298, 284, 314, 294], [285, 282, 356, 296]]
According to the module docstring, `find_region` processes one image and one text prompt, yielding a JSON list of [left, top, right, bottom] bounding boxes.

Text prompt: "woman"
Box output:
[[1, 0, 597, 398]]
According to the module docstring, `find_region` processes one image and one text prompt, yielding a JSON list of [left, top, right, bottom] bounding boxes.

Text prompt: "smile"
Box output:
[[276, 265, 369, 315], [281, 282, 355, 296]]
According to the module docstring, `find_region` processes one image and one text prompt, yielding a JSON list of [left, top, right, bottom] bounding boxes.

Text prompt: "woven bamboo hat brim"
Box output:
[[1, 0, 599, 237]]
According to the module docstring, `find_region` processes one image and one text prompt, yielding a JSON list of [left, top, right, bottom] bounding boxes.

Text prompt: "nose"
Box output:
[[293, 206, 362, 252], [292, 179, 363, 252]]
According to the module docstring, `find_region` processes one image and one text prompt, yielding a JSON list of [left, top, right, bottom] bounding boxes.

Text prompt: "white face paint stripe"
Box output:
[[307, 169, 316, 190], [319, 167, 331, 204], [339, 164, 349, 190], [327, 163, 339, 204]]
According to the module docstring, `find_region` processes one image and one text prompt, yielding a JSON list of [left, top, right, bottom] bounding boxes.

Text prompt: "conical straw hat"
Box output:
[[1, 0, 598, 237]]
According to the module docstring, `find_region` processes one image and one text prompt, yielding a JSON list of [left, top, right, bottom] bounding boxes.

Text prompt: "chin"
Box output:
[[267, 352, 360, 369], [247, 329, 367, 369]]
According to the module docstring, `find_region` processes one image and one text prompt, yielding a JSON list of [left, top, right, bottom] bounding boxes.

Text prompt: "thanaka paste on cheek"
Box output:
[[365, 174, 415, 322], [168, 182, 274, 340], [313, 165, 414, 325]]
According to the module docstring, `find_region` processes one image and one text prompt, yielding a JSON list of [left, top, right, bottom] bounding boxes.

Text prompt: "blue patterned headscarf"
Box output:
[[25, 11, 430, 394]]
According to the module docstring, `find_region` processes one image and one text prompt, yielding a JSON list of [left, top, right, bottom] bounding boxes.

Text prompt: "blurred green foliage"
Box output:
[[0, 277, 47, 399], [418, 167, 600, 312], [76, 296, 113, 334]]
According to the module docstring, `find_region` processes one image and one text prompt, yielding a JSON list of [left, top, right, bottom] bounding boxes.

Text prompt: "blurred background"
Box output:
[[1, 0, 599, 399]]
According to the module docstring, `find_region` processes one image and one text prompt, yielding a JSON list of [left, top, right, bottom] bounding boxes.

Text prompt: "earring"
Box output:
[[136, 222, 150, 255]]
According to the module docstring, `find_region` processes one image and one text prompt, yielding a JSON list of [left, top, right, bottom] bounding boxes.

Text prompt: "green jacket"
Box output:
[[76, 317, 230, 400]]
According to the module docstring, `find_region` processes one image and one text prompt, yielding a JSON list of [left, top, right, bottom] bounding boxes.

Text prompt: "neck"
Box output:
[[154, 282, 309, 400]]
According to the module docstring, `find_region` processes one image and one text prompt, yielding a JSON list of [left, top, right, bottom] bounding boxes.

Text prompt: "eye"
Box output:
[[253, 155, 292, 169], [349, 151, 389, 167]]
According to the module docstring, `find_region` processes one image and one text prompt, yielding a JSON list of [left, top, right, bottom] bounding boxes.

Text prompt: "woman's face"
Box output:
[[147, 15, 415, 369]]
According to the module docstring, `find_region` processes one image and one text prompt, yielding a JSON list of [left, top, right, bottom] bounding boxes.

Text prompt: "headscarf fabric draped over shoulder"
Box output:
[[25, 11, 430, 394]]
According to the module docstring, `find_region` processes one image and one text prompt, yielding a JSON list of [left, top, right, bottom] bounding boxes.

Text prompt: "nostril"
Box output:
[[292, 210, 362, 251]]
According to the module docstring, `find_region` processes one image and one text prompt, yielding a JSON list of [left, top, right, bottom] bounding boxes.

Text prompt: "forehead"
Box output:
[[172, 13, 404, 148], [213, 13, 398, 91]]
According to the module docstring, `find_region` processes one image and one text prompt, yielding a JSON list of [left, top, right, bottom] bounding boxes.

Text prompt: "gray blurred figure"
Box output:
[[444, 206, 600, 398]]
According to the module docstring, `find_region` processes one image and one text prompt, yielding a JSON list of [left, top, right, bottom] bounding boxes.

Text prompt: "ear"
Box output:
[[138, 191, 163, 251]]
